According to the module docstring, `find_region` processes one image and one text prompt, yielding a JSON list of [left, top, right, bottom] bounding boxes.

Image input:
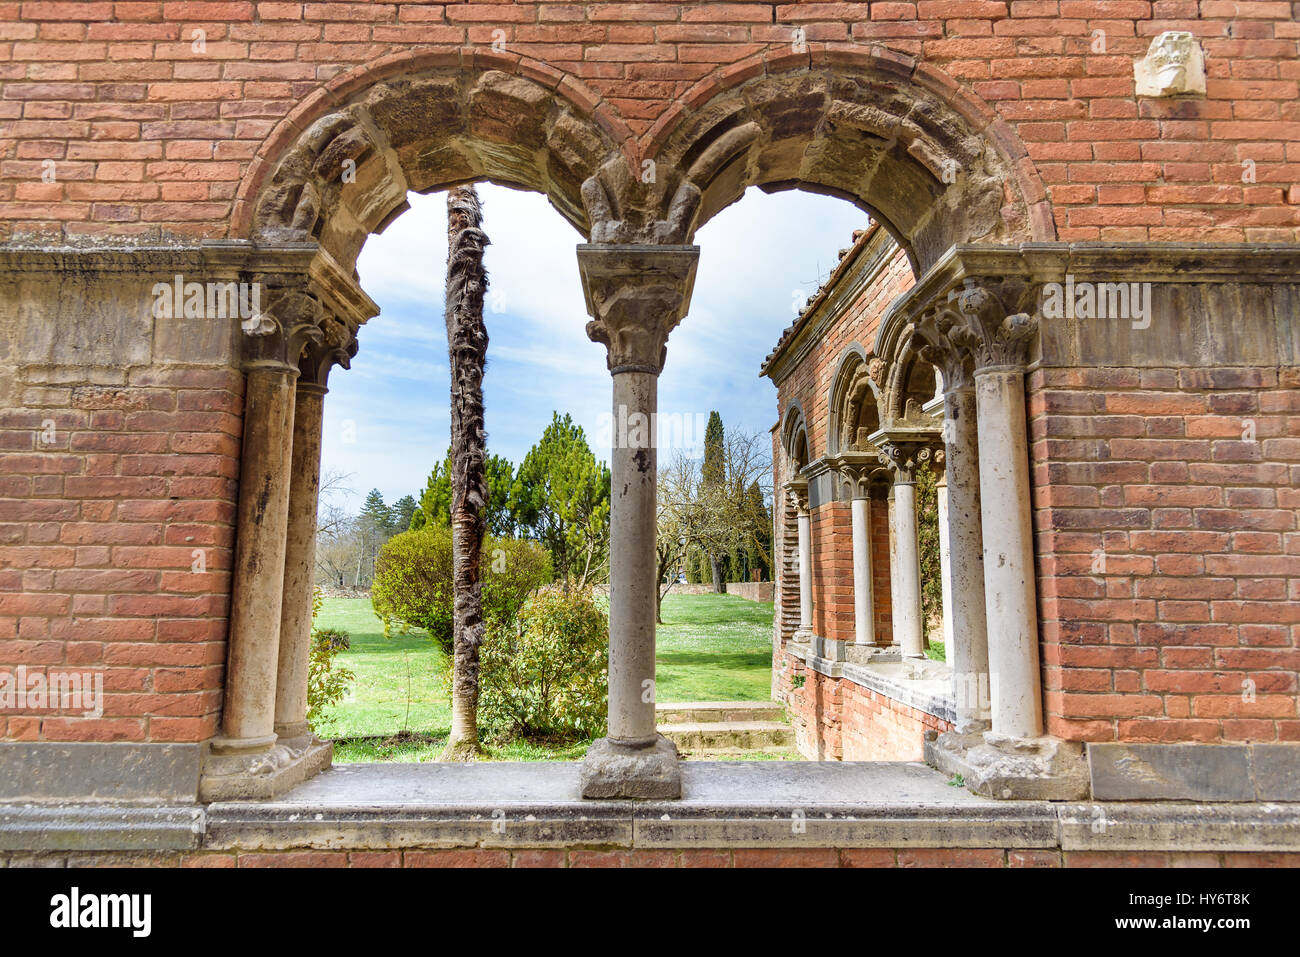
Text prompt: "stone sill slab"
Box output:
[[787, 640, 957, 724], [2, 762, 1297, 855]]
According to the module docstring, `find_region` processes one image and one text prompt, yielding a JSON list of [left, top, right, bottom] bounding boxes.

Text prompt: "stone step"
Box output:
[[679, 747, 803, 762], [655, 700, 785, 724], [657, 720, 795, 751]]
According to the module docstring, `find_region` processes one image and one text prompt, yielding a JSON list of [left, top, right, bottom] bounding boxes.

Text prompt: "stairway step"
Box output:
[[656, 700, 785, 723], [658, 719, 795, 750]]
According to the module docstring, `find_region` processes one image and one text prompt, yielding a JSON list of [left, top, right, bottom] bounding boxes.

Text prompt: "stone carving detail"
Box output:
[[786, 484, 809, 513], [1135, 31, 1207, 98], [877, 439, 934, 483], [867, 355, 888, 390], [242, 286, 326, 371], [579, 246, 699, 374], [946, 278, 1040, 372], [913, 303, 976, 392], [582, 170, 702, 246]]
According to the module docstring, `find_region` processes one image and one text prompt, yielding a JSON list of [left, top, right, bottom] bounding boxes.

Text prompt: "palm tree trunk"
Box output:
[[440, 184, 491, 762]]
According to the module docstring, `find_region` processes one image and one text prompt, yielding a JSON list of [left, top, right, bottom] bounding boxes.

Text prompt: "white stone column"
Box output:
[[935, 457, 953, 651], [576, 243, 698, 799], [850, 492, 874, 645], [878, 441, 931, 660], [954, 279, 1043, 739], [790, 483, 812, 637]]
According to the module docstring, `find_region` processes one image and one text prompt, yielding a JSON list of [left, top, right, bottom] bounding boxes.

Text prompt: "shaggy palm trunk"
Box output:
[[440, 185, 491, 761]]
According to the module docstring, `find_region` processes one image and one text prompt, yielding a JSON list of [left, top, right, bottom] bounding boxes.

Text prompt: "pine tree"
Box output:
[[700, 410, 726, 591]]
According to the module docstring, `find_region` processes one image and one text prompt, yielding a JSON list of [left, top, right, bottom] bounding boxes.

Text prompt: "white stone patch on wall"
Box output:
[[1134, 31, 1206, 97]]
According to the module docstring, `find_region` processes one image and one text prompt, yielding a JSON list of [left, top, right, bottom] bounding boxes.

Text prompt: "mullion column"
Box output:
[[576, 243, 698, 800]]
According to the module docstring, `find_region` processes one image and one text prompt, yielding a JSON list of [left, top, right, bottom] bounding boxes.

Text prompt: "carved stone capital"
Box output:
[[578, 243, 699, 375], [913, 303, 976, 393], [871, 433, 940, 484], [827, 451, 889, 501], [784, 477, 810, 513], [242, 284, 326, 373], [948, 277, 1040, 372], [298, 330, 358, 391]]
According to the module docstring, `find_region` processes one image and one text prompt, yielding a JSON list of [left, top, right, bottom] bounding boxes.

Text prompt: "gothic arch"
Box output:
[[638, 48, 1054, 274]]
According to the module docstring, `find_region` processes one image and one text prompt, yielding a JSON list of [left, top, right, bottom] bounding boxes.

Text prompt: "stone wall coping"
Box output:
[[2, 762, 1298, 854], [786, 640, 958, 724]]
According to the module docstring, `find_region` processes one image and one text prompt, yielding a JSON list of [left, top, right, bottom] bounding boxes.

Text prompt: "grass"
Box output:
[[312, 591, 778, 763]]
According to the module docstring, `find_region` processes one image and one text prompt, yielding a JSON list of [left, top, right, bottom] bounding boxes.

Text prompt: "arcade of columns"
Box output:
[[781, 276, 1048, 747], [202, 237, 1067, 800]]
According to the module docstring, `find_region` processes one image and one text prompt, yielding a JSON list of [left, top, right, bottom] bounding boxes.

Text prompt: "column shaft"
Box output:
[[221, 365, 296, 747], [274, 384, 326, 741], [850, 495, 874, 644], [945, 386, 991, 730], [974, 369, 1043, 738], [607, 370, 658, 746], [893, 479, 925, 659], [796, 507, 812, 633]]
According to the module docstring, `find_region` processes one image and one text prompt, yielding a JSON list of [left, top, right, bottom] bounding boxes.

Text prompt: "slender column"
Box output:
[[953, 279, 1043, 739], [851, 492, 873, 645], [273, 382, 326, 742], [916, 315, 992, 731], [218, 364, 297, 748], [835, 463, 875, 646], [792, 485, 812, 636], [878, 441, 931, 660], [935, 456, 952, 649], [577, 242, 698, 799]]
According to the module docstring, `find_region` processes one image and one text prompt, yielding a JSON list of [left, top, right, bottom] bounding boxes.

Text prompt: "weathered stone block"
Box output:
[[1087, 743, 1255, 802]]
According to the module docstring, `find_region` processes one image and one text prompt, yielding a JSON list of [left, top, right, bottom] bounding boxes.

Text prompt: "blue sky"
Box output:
[[319, 184, 867, 512]]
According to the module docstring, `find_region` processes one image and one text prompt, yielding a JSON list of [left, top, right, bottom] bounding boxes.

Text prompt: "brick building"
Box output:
[[0, 1, 1298, 865]]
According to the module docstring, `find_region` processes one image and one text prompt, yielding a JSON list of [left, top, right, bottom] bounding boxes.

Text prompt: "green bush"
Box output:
[[370, 526, 553, 654], [479, 583, 608, 739], [306, 587, 354, 728]]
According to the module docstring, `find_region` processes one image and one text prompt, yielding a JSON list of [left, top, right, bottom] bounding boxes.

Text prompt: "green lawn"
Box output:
[[312, 591, 776, 763]]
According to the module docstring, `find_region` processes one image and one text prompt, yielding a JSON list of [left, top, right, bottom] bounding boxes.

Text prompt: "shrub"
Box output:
[[370, 526, 552, 654], [479, 583, 608, 739], [306, 587, 354, 728]]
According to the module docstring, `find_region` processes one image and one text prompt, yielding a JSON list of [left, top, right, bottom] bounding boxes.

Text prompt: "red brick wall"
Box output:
[[1030, 365, 1300, 745], [0, 3, 1297, 244], [0, 367, 240, 744]]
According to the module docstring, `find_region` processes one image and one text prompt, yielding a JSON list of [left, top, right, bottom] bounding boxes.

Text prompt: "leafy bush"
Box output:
[[306, 587, 354, 728], [479, 583, 608, 739], [916, 461, 943, 648], [370, 526, 553, 654]]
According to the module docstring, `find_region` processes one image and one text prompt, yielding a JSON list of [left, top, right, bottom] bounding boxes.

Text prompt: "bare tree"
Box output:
[[440, 184, 491, 762]]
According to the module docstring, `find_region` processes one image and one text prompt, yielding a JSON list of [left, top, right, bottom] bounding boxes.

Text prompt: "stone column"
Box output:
[[273, 336, 357, 745], [934, 454, 953, 650], [835, 464, 874, 646], [915, 322, 993, 731], [953, 279, 1043, 739], [877, 441, 931, 660], [787, 481, 812, 639], [200, 289, 331, 801], [576, 243, 698, 799]]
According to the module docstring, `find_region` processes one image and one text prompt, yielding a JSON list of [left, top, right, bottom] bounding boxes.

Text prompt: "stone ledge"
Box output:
[[1088, 743, 1300, 802], [2, 762, 1297, 856], [0, 742, 202, 804], [0, 805, 204, 852]]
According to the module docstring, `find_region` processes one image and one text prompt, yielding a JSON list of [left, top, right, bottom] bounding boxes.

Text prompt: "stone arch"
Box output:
[[873, 299, 943, 428], [638, 48, 1053, 274], [232, 51, 627, 277], [826, 343, 885, 456], [781, 400, 811, 476]]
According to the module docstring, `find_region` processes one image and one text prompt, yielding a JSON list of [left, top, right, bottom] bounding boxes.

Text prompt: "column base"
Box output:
[[924, 729, 1089, 801], [580, 734, 681, 800], [198, 734, 333, 803]]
